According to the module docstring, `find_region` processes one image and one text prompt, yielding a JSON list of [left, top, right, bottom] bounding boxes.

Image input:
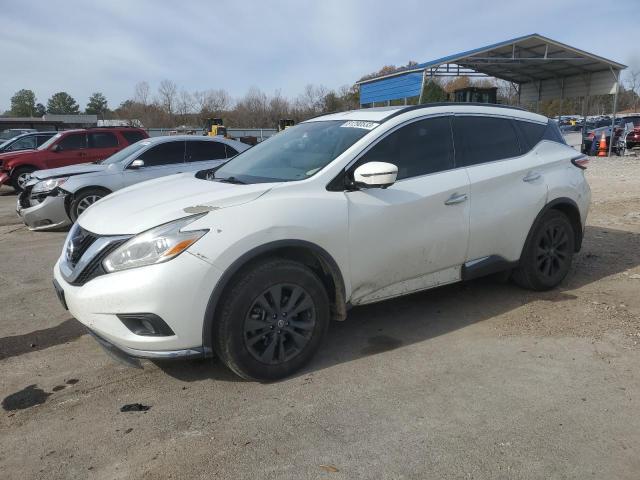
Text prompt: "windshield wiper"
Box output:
[[216, 176, 246, 184]]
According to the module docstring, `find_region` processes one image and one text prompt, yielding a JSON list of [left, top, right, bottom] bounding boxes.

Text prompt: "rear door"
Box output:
[[346, 115, 470, 305], [47, 133, 88, 168], [121, 140, 186, 188], [184, 140, 232, 171], [87, 131, 120, 163], [453, 115, 548, 264]]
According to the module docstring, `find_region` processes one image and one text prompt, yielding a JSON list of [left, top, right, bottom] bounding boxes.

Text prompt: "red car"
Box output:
[[0, 127, 148, 191]]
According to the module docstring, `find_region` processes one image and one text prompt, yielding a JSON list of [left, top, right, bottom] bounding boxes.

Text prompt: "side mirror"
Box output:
[[129, 159, 144, 169], [52, 144, 61, 152], [353, 161, 398, 189]]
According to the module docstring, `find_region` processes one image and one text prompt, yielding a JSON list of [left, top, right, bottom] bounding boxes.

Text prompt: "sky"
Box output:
[[1, 0, 639, 113]]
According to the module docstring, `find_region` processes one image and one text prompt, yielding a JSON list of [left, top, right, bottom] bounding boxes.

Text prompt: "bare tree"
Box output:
[[193, 89, 232, 115], [176, 89, 194, 118], [157, 79, 178, 116], [627, 69, 640, 112], [134, 81, 150, 107]]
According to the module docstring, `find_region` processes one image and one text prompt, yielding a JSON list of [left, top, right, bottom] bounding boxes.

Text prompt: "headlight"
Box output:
[[103, 214, 209, 273], [32, 177, 68, 194]]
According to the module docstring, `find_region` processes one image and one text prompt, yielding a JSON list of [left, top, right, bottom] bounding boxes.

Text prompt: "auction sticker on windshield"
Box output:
[[340, 121, 378, 130]]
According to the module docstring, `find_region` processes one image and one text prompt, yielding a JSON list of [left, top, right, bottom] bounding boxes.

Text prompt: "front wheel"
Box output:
[[511, 210, 575, 291], [213, 258, 330, 381], [70, 188, 109, 221], [10, 166, 36, 192]]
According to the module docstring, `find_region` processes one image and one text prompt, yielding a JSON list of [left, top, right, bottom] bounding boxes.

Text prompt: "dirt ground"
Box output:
[[0, 155, 639, 479]]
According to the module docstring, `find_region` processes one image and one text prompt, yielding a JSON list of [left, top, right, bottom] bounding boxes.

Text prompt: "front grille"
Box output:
[[67, 226, 98, 268], [71, 238, 127, 286], [19, 186, 32, 208]]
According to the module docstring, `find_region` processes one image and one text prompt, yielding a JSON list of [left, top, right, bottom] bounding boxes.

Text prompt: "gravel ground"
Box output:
[[0, 154, 639, 479]]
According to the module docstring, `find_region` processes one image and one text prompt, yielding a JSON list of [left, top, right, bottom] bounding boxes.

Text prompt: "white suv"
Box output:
[[53, 104, 591, 380]]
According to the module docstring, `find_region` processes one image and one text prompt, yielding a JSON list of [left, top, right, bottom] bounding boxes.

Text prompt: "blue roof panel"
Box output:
[[360, 71, 423, 104]]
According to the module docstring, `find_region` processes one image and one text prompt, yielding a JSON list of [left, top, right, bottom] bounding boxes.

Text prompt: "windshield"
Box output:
[[98, 141, 149, 164], [38, 133, 62, 150], [214, 120, 376, 184]]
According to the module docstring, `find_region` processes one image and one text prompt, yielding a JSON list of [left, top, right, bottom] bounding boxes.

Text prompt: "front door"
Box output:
[[121, 140, 186, 188], [346, 116, 470, 305], [47, 133, 88, 168]]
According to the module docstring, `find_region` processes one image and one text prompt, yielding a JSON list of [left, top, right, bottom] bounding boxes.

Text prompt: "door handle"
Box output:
[[444, 192, 468, 205], [523, 171, 542, 182]]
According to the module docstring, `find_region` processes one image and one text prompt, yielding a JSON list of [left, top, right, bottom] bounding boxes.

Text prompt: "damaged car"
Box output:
[[18, 136, 248, 230], [53, 104, 591, 381]]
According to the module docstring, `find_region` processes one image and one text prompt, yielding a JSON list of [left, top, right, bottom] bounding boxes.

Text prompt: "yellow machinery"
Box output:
[[278, 119, 295, 132], [205, 118, 227, 137]]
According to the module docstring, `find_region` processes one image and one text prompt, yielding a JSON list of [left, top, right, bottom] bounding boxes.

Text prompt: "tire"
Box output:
[[70, 188, 109, 221], [511, 210, 575, 291], [213, 258, 330, 381], [10, 166, 36, 192]]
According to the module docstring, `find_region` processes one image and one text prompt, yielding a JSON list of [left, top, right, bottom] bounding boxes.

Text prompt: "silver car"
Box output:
[[17, 135, 249, 230]]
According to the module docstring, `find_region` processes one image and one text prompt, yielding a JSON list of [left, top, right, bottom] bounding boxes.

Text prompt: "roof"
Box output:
[[358, 34, 626, 105], [309, 103, 548, 124]]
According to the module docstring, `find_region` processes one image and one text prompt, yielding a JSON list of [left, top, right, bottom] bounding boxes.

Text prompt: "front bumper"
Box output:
[[16, 191, 72, 230], [53, 250, 223, 356]]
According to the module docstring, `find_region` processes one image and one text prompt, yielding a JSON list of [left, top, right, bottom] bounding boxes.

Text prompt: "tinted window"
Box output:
[[36, 135, 53, 146], [543, 121, 566, 144], [137, 141, 185, 166], [8, 136, 36, 150], [514, 121, 546, 152], [186, 141, 228, 162], [357, 116, 454, 180], [122, 130, 146, 144], [225, 145, 238, 157], [89, 132, 118, 148], [58, 133, 86, 150], [453, 116, 520, 166]]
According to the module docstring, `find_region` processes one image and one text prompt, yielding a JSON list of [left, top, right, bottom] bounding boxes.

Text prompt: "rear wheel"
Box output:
[[511, 210, 575, 291], [10, 166, 36, 192], [213, 258, 330, 381], [70, 188, 109, 221]]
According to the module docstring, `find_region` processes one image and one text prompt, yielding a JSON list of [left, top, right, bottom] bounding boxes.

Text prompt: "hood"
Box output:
[[78, 172, 274, 235], [0, 149, 38, 162], [32, 163, 107, 180]]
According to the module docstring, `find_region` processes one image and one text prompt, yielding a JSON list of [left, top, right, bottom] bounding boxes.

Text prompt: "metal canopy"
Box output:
[[357, 34, 626, 106]]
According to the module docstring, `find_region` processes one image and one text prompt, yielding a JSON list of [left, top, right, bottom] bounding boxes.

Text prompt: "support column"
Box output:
[[607, 68, 621, 157]]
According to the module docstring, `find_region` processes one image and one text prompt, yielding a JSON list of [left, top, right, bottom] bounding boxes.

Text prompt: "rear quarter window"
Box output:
[[121, 130, 147, 145]]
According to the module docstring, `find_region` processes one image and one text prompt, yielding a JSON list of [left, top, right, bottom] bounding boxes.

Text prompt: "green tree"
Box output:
[[10, 89, 37, 116], [420, 80, 447, 103], [47, 92, 80, 114], [35, 103, 46, 117], [85, 92, 108, 116]]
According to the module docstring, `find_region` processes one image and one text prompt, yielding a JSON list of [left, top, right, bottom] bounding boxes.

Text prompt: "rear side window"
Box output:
[[225, 145, 238, 157], [185, 141, 228, 162], [9, 136, 36, 150], [543, 121, 566, 144], [513, 121, 546, 152], [89, 132, 118, 148], [58, 133, 87, 150], [36, 135, 53, 146], [122, 130, 146, 144], [137, 141, 185, 166], [357, 116, 454, 180], [453, 116, 520, 166]]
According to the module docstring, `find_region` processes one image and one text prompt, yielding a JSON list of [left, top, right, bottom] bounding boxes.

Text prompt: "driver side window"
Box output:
[[136, 141, 185, 167], [58, 133, 87, 151], [355, 116, 454, 180]]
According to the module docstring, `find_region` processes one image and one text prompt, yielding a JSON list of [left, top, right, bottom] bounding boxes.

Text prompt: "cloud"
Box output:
[[1, 0, 637, 112]]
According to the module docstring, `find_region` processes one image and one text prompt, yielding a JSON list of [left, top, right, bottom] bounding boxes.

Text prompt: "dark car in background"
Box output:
[[0, 127, 148, 191], [0, 131, 56, 153], [582, 116, 640, 155]]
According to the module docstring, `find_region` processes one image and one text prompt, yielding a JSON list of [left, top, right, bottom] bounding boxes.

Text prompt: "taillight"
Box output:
[[571, 154, 589, 170]]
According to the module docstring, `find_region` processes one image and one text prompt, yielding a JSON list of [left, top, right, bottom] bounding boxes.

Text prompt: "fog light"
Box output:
[[117, 313, 175, 336]]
